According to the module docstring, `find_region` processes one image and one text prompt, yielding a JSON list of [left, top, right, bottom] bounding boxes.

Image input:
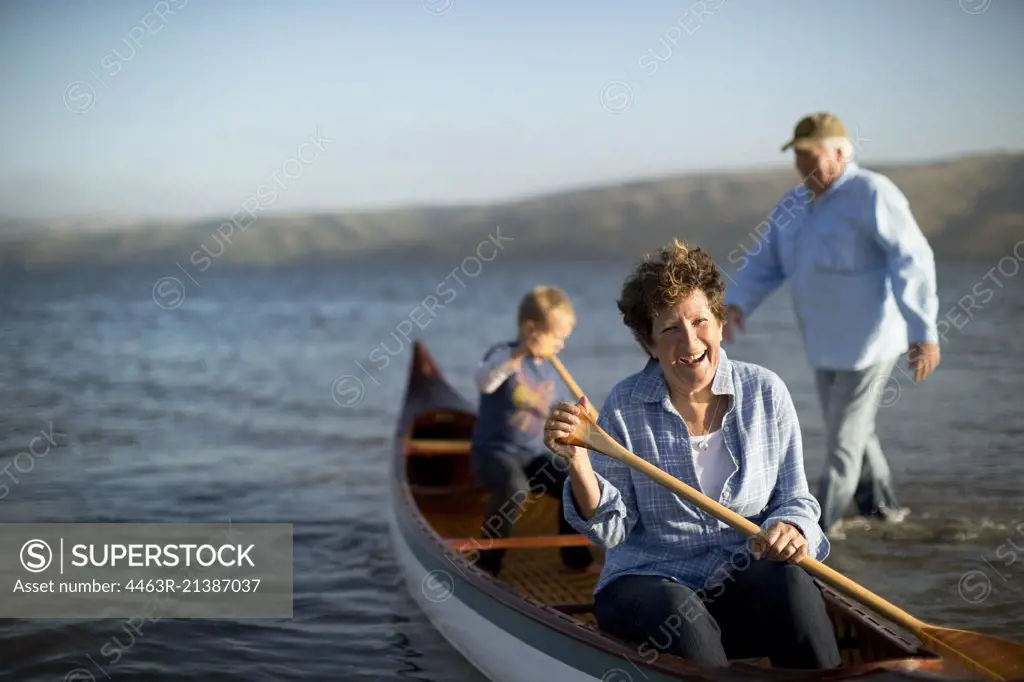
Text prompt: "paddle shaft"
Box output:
[[574, 423, 929, 634], [548, 356, 929, 635], [570, 419, 1024, 680], [549, 356, 599, 421]]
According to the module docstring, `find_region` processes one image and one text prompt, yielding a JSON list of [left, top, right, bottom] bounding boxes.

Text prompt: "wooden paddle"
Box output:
[[548, 355, 1024, 681], [550, 356, 599, 421]]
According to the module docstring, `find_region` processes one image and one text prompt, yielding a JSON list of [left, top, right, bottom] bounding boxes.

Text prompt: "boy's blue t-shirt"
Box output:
[[471, 340, 571, 465]]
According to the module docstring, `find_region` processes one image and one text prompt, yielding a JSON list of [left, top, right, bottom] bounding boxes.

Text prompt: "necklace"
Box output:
[[690, 395, 723, 451]]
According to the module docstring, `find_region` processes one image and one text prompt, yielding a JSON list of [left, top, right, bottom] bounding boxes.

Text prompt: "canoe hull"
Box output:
[[390, 340, 984, 682], [390, 507, 645, 682]]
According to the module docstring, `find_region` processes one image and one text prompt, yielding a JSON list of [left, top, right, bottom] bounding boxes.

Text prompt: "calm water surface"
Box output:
[[0, 258, 1021, 681]]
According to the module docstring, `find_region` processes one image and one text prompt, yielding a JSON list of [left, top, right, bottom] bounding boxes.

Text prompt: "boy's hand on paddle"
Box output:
[[532, 332, 566, 359], [751, 522, 808, 563], [516, 331, 553, 359], [544, 396, 591, 464]]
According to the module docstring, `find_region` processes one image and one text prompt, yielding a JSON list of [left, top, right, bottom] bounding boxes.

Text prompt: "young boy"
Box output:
[[470, 285, 594, 576]]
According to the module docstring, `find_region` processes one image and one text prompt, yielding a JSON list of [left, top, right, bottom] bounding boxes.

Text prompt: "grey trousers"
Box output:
[[814, 356, 902, 532]]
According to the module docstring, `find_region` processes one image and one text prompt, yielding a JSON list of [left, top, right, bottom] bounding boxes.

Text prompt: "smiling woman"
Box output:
[[544, 239, 842, 669]]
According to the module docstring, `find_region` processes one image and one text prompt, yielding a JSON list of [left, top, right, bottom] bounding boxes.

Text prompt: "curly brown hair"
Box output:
[[617, 239, 727, 355]]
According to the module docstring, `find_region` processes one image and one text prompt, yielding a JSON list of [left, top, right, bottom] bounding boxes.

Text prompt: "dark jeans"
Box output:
[[472, 448, 593, 575], [594, 560, 842, 669]]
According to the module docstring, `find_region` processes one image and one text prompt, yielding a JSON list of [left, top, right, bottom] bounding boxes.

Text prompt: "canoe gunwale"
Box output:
[[391, 341, 966, 682]]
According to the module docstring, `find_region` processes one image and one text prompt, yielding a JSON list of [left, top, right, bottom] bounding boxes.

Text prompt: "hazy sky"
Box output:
[[1, 0, 1021, 219]]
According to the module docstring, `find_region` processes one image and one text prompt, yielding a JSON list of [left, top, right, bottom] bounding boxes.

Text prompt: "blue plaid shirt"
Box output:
[[563, 347, 828, 595]]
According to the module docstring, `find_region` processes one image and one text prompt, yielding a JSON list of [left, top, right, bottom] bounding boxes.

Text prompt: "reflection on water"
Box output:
[[0, 260, 1021, 680]]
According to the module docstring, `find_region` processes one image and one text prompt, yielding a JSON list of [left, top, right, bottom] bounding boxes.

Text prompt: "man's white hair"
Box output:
[[820, 136, 855, 161]]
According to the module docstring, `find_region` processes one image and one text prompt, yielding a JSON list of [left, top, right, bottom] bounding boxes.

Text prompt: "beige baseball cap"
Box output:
[[781, 112, 848, 151]]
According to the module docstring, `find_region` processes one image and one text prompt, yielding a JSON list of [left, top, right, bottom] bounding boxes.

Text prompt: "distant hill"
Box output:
[[2, 152, 1021, 270]]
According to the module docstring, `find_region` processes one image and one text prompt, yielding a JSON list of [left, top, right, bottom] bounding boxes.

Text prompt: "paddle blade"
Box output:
[[919, 626, 1024, 681]]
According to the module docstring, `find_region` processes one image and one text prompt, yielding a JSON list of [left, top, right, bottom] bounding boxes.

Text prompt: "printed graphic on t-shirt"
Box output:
[[508, 372, 556, 438]]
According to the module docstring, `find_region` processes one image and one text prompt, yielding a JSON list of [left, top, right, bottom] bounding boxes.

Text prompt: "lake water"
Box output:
[[0, 256, 1021, 680]]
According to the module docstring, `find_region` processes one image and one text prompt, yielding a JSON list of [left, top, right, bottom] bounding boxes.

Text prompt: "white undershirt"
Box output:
[[690, 430, 733, 502]]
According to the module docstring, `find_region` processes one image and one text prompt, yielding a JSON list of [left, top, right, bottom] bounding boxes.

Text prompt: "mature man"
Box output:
[[723, 112, 940, 537]]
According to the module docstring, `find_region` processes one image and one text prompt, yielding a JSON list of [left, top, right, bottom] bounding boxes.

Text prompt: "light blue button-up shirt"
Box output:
[[563, 348, 828, 596], [724, 162, 939, 371]]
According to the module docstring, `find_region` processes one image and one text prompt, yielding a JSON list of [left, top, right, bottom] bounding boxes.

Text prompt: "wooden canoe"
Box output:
[[389, 340, 985, 681]]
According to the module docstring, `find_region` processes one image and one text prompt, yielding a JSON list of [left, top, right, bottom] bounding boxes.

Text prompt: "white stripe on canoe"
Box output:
[[389, 511, 606, 682]]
